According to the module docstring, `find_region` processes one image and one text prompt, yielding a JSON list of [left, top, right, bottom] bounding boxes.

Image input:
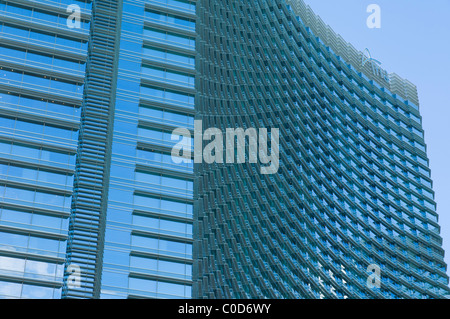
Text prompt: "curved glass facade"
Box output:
[[193, 0, 450, 298], [0, 0, 449, 300]]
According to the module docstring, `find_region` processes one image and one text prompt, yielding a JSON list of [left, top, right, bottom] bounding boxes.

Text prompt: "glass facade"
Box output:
[[0, 0, 448, 299], [98, 0, 195, 299], [0, 0, 91, 298], [193, 0, 450, 299], [0, 0, 194, 299]]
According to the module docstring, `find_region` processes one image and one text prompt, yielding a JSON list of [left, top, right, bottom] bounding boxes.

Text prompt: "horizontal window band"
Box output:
[[138, 119, 193, 135], [9, 0, 92, 20], [0, 135, 77, 154], [141, 58, 195, 76], [134, 190, 194, 205], [0, 179, 73, 196], [137, 142, 177, 155], [0, 202, 70, 219], [0, 157, 73, 175], [0, 224, 67, 241], [0, 37, 87, 62], [142, 39, 195, 57], [139, 99, 195, 116], [128, 271, 192, 286], [144, 2, 196, 20], [0, 83, 82, 106], [141, 77, 195, 95], [0, 59, 85, 84], [133, 209, 192, 225], [135, 164, 193, 181], [0, 248, 64, 265], [131, 229, 193, 245], [0, 108, 79, 130], [143, 20, 195, 39], [0, 274, 62, 289], [0, 15, 90, 42]]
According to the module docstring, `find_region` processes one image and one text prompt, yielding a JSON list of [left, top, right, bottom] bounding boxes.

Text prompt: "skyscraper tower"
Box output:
[[0, 0, 90, 298], [193, 0, 450, 299], [0, 0, 195, 299], [0, 0, 448, 299]]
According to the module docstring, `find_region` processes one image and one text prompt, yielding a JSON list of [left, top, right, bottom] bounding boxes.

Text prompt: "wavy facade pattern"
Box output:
[[194, 0, 450, 298]]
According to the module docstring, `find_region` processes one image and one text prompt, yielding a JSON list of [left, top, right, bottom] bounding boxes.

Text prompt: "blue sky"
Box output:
[[302, 0, 450, 272]]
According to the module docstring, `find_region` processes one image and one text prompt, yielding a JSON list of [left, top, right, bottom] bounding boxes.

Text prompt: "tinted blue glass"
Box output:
[[0, 0, 87, 298]]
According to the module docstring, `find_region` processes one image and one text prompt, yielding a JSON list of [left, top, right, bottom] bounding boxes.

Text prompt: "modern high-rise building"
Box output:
[[0, 0, 90, 299], [0, 0, 195, 299], [0, 0, 448, 299], [95, 0, 195, 299], [193, 0, 450, 299]]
